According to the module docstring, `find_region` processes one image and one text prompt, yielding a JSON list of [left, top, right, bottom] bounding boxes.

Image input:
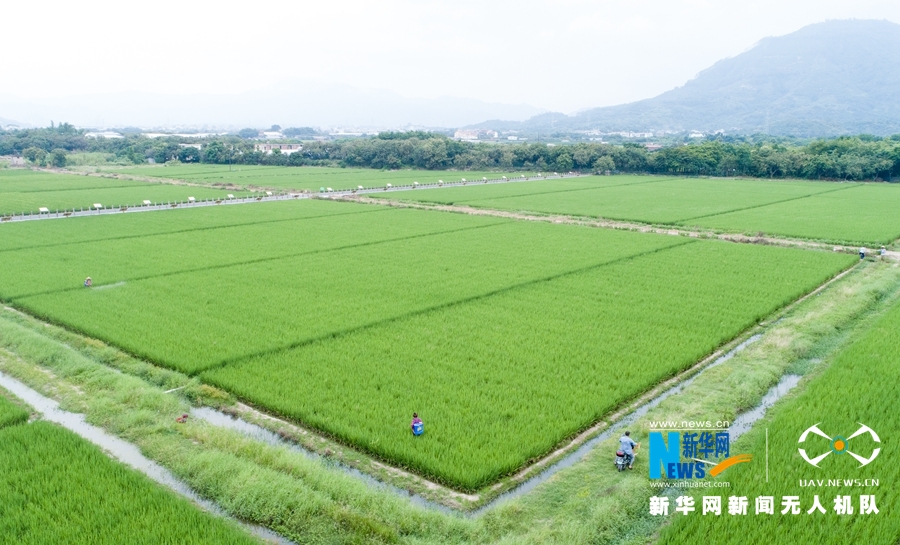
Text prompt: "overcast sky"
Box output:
[[4, 0, 900, 113]]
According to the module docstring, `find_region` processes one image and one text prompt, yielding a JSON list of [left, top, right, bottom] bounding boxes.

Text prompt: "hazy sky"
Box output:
[[4, 0, 900, 113]]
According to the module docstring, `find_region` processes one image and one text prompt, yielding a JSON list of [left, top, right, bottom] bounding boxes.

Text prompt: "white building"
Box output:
[[454, 129, 498, 141], [255, 143, 303, 155], [610, 131, 654, 139], [84, 131, 124, 139]]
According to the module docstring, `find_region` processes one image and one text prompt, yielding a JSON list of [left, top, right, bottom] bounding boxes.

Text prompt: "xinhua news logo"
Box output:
[[649, 428, 751, 479], [798, 423, 881, 468]]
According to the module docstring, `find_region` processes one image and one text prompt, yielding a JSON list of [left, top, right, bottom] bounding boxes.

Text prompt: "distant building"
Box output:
[[178, 143, 202, 150], [454, 129, 498, 141], [84, 131, 123, 139], [261, 131, 284, 139], [644, 143, 663, 151], [144, 132, 225, 139], [610, 131, 653, 139], [255, 143, 303, 155], [689, 131, 705, 138]]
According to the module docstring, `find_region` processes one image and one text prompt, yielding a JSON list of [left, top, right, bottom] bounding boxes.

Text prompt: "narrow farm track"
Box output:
[[349, 195, 900, 257]]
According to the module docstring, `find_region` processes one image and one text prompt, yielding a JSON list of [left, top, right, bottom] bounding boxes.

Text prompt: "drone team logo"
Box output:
[[798, 423, 881, 468]]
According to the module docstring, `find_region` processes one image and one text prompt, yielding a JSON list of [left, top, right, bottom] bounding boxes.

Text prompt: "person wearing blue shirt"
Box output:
[[619, 431, 639, 469]]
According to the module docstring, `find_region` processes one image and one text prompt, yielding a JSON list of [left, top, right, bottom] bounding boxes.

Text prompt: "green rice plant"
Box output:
[[10, 214, 683, 373], [0, 389, 29, 429], [0, 170, 144, 193], [383, 177, 850, 224], [378, 175, 900, 244], [658, 289, 900, 545], [0, 198, 372, 253], [0, 421, 259, 544], [681, 183, 900, 244], [0, 203, 501, 299], [201, 242, 853, 489]]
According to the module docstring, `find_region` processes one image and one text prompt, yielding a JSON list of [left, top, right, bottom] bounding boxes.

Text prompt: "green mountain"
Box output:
[[481, 20, 900, 137]]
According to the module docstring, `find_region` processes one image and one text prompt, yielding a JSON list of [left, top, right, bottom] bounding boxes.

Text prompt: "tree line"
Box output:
[[2, 126, 899, 181]]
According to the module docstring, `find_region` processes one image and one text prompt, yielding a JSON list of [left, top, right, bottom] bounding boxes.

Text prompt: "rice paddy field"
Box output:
[[0, 389, 29, 429], [118, 164, 525, 191], [0, 421, 259, 544], [659, 288, 900, 544], [0, 198, 856, 489], [0, 169, 250, 216], [373, 175, 900, 245]]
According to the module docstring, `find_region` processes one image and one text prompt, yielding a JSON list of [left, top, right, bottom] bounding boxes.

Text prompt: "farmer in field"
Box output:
[[84, 277, 92, 287], [619, 431, 639, 470], [881, 246, 887, 256], [411, 412, 424, 436], [859, 247, 866, 260]]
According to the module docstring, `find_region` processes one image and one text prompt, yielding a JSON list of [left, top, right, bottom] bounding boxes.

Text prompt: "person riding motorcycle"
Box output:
[[618, 431, 639, 470]]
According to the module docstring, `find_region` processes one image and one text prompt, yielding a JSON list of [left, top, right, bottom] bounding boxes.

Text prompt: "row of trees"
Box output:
[[2, 126, 899, 181], [238, 134, 900, 180]]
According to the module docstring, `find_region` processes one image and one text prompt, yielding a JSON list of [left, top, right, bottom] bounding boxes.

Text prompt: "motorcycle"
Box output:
[[615, 449, 635, 472]]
